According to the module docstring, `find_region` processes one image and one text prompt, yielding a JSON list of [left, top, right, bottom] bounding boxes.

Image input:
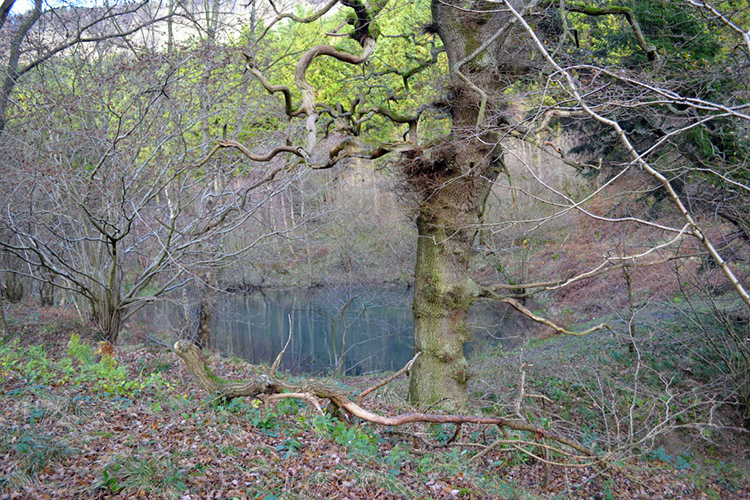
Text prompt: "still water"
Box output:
[[141, 286, 531, 375], [213, 287, 414, 375]]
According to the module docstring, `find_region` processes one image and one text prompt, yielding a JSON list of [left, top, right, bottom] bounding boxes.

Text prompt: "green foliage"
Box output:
[[276, 438, 302, 459], [250, 408, 279, 430], [22, 346, 57, 384], [313, 413, 379, 457], [67, 333, 95, 365], [568, 0, 722, 69], [704, 458, 745, 492], [647, 446, 673, 464], [0, 335, 173, 399], [384, 443, 409, 473], [276, 398, 301, 415], [74, 355, 171, 397], [429, 423, 456, 444], [629, 0, 721, 67], [257, 0, 443, 144], [558, 0, 749, 185], [647, 447, 694, 471], [0, 341, 57, 385], [215, 397, 285, 431]]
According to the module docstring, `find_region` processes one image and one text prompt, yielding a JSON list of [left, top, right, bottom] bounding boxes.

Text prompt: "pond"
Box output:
[[140, 286, 534, 375]]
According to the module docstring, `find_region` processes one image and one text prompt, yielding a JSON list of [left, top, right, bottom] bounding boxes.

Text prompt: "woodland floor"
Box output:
[[1, 303, 749, 499]]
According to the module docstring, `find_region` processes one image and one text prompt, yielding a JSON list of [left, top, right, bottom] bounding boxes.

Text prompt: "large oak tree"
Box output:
[[236, 0, 750, 410]]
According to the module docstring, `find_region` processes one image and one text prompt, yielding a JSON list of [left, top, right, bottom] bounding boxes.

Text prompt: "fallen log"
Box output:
[[173, 340, 598, 460]]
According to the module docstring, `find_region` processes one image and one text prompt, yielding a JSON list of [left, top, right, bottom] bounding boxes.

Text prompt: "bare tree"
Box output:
[[0, 0, 177, 316], [0, 0, 174, 133], [0, 32, 296, 342]]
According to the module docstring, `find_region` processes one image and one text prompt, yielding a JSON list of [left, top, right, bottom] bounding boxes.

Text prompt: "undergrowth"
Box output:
[[1, 312, 748, 499], [0, 334, 173, 398]]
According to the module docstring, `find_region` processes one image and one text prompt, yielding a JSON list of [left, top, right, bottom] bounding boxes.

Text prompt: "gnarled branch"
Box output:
[[173, 340, 599, 460]]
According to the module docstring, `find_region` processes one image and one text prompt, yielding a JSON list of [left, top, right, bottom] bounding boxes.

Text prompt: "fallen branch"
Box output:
[[261, 392, 324, 415], [145, 335, 171, 348], [173, 341, 599, 461], [501, 298, 613, 337]]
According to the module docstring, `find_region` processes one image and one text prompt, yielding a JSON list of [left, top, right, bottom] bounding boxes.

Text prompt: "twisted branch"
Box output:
[[173, 341, 599, 460]]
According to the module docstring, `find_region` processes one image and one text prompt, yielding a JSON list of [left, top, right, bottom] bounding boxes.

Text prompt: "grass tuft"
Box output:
[[92, 450, 188, 499]]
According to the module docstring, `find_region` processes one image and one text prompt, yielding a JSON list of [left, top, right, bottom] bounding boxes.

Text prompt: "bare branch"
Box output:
[[500, 298, 612, 336], [684, 0, 750, 55], [357, 352, 420, 404], [270, 314, 293, 376], [501, 0, 750, 311], [562, 2, 659, 64]]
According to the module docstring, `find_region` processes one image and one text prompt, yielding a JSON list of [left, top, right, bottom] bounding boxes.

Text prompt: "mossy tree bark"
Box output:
[[90, 240, 124, 344], [408, 146, 499, 410], [407, 0, 528, 409]]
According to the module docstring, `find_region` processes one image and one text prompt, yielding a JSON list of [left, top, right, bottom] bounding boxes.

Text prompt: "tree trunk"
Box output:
[[0, 293, 7, 338], [90, 295, 122, 343], [40, 281, 54, 307], [4, 272, 24, 303], [99, 303, 122, 344], [408, 143, 501, 410], [197, 284, 212, 349], [408, 153, 478, 409], [39, 267, 54, 306], [407, 0, 516, 409], [0, 0, 42, 136], [98, 247, 123, 343]]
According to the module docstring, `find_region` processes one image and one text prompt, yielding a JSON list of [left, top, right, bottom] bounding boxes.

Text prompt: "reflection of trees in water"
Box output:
[[137, 286, 528, 375], [214, 287, 415, 375]]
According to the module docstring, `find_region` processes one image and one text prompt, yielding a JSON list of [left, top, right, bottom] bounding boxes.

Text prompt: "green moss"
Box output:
[[368, 0, 389, 16], [464, 31, 481, 57], [204, 365, 224, 385]]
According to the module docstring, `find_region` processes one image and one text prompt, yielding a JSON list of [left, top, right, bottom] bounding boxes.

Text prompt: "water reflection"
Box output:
[[137, 286, 533, 375], [214, 287, 414, 375]]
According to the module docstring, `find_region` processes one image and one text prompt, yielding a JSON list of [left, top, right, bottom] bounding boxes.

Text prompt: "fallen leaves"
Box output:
[[0, 330, 748, 499]]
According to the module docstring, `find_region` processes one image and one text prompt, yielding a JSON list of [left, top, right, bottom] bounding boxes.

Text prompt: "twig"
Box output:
[[270, 314, 293, 376], [145, 335, 172, 348], [357, 351, 420, 404], [446, 423, 462, 445]]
